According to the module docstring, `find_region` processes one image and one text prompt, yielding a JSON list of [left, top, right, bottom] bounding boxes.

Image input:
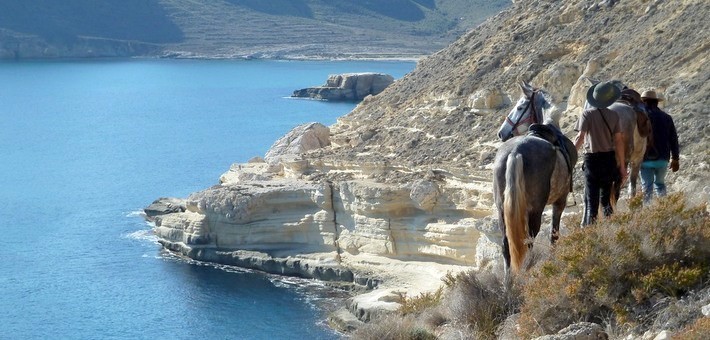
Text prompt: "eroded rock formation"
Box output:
[[149, 121, 497, 280]]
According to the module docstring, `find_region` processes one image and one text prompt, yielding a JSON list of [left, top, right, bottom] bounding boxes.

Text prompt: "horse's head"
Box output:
[[620, 88, 653, 138], [619, 88, 647, 112], [497, 81, 552, 141]]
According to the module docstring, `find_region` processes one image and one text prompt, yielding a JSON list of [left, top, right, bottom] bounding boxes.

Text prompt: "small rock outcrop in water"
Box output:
[[292, 73, 394, 101], [144, 197, 186, 220]]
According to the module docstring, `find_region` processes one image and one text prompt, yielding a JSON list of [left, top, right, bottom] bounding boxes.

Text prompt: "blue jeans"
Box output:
[[640, 160, 669, 202]]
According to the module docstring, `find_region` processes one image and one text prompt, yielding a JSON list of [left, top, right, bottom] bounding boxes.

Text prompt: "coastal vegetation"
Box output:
[[352, 194, 710, 339]]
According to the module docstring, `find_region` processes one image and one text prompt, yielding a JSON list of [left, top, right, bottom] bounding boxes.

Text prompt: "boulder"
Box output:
[[292, 73, 394, 101], [264, 122, 330, 166], [327, 308, 365, 332]]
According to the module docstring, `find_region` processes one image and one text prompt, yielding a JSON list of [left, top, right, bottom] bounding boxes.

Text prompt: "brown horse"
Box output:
[[494, 83, 578, 273], [609, 89, 651, 198]]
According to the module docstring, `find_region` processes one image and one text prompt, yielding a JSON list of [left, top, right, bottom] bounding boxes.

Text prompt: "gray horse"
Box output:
[[494, 82, 578, 273]]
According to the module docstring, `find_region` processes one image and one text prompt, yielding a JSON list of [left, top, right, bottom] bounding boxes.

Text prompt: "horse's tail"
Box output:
[[504, 153, 528, 273]]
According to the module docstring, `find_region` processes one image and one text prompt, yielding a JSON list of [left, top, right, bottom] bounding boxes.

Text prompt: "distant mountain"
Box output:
[[0, 0, 510, 59]]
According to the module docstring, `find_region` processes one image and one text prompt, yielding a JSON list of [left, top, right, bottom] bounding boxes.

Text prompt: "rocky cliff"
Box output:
[[147, 0, 709, 324]]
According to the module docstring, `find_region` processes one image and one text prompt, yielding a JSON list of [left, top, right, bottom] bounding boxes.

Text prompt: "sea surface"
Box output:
[[0, 59, 415, 339]]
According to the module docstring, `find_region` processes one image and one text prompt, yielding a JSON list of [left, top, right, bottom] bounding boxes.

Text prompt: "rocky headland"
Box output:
[[145, 0, 709, 334]]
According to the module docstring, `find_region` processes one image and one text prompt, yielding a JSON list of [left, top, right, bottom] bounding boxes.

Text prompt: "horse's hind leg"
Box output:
[[550, 198, 566, 244], [527, 210, 543, 245]]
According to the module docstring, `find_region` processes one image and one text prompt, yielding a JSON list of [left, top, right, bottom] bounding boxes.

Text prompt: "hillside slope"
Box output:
[[318, 0, 709, 195], [0, 0, 509, 59]]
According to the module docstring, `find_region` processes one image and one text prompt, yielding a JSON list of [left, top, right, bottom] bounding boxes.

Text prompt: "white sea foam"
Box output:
[[283, 96, 327, 101], [125, 210, 145, 217], [123, 229, 158, 243]]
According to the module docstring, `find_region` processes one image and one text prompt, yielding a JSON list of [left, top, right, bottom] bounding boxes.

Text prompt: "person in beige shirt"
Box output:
[[574, 81, 627, 225]]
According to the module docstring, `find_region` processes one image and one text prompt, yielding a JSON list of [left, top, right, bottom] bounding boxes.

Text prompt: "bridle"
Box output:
[[505, 90, 540, 131]]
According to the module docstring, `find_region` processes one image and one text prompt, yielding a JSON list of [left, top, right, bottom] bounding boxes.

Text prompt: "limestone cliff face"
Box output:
[[149, 122, 501, 287]]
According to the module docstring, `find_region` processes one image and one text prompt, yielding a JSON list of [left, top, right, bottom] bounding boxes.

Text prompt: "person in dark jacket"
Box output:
[[574, 81, 627, 225], [640, 90, 679, 203]]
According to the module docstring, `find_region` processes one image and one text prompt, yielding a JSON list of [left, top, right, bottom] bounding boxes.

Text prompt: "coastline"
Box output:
[[156, 234, 473, 332], [0, 53, 425, 63]]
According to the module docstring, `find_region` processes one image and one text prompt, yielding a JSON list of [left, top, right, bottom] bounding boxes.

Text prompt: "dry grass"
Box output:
[[398, 289, 444, 316], [674, 317, 710, 340], [350, 314, 437, 340], [440, 270, 522, 339]]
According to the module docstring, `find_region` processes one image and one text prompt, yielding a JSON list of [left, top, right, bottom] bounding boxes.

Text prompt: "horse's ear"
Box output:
[[584, 76, 599, 86], [520, 81, 534, 97]]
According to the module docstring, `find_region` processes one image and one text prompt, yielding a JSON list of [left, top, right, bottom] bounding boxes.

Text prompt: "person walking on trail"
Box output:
[[639, 90, 679, 203], [574, 81, 627, 226]]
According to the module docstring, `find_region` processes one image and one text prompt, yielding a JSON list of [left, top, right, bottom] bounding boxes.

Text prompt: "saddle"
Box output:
[[528, 123, 558, 145], [636, 108, 652, 138], [527, 123, 575, 191]]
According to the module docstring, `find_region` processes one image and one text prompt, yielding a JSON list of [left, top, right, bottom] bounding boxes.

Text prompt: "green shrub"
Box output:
[[518, 193, 710, 336]]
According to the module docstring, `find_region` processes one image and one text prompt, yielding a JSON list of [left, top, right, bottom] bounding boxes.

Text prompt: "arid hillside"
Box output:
[[0, 0, 509, 59], [315, 0, 708, 198], [159, 0, 509, 59]]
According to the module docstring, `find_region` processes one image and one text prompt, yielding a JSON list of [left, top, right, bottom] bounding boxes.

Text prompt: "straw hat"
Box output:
[[641, 90, 663, 101], [586, 81, 621, 108]]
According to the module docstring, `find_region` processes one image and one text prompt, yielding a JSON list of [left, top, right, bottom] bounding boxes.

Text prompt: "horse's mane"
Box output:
[[536, 90, 560, 128]]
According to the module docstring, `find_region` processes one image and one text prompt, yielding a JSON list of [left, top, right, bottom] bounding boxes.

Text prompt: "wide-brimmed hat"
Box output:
[[621, 88, 642, 102], [641, 90, 663, 101], [587, 81, 621, 108]]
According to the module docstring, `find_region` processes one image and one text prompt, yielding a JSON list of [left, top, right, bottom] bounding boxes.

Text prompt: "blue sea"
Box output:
[[0, 59, 415, 339]]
